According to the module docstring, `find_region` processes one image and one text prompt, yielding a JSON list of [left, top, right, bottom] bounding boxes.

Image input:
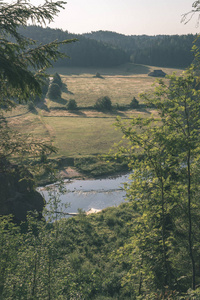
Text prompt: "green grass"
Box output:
[[6, 107, 49, 138], [43, 116, 123, 157], [48, 63, 183, 108], [60, 75, 154, 107], [5, 63, 183, 161], [6, 106, 150, 160], [49, 62, 183, 77]]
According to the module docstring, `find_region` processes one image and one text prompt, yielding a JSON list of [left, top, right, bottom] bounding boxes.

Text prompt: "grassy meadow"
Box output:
[[49, 63, 183, 108], [5, 63, 183, 173]]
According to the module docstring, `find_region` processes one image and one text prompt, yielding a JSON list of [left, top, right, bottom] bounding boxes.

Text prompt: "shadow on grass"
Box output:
[[62, 83, 74, 95], [68, 110, 87, 117], [136, 104, 152, 114], [50, 63, 152, 76], [30, 108, 38, 115], [124, 64, 151, 75], [66, 90, 74, 95], [35, 101, 50, 112], [108, 110, 126, 117], [50, 97, 68, 105], [93, 74, 105, 79], [96, 105, 152, 117]]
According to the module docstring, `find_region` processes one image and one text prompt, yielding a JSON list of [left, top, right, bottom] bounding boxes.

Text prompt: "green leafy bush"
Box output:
[[67, 99, 77, 110], [94, 96, 112, 111], [115, 103, 127, 111]]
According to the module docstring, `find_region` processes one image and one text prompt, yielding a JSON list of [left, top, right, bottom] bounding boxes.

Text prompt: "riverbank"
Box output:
[[59, 167, 87, 180], [38, 155, 129, 185]]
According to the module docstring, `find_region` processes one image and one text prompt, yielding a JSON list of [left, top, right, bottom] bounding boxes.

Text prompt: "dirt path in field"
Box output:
[[36, 107, 55, 139]]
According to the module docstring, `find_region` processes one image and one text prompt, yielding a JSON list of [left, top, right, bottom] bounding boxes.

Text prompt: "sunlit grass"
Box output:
[[43, 116, 123, 157], [4, 63, 182, 159], [49, 63, 183, 108]]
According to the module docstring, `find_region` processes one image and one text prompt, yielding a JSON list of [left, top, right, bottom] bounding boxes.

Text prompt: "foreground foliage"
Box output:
[[2, 1, 200, 299], [0, 0, 75, 190], [0, 0, 76, 176], [115, 62, 200, 295], [1, 202, 200, 299], [0, 204, 135, 299]]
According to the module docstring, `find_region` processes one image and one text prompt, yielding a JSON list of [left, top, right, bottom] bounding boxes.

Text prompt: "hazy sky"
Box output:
[[25, 1, 200, 35]]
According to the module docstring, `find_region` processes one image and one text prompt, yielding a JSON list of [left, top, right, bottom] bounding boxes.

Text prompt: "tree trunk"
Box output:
[[187, 149, 196, 290]]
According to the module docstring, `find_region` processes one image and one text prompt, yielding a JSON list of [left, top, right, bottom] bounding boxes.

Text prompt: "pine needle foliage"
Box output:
[[0, 0, 77, 108], [0, 0, 77, 180]]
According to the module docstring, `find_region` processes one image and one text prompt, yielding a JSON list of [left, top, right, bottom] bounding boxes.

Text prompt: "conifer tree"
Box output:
[[0, 0, 76, 169]]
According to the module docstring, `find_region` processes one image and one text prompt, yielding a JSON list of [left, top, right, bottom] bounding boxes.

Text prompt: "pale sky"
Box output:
[[20, 1, 200, 35]]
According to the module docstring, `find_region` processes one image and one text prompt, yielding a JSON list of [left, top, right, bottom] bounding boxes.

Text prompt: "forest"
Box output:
[[17, 26, 130, 68], [1, 0, 200, 299], [84, 31, 198, 68], [19, 25, 199, 69]]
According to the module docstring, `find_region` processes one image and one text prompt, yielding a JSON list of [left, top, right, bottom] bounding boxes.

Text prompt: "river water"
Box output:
[[39, 173, 130, 216]]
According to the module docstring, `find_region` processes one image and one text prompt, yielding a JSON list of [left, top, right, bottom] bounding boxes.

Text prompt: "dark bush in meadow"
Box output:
[[94, 96, 112, 111], [115, 103, 127, 111], [130, 96, 139, 108], [67, 99, 78, 110]]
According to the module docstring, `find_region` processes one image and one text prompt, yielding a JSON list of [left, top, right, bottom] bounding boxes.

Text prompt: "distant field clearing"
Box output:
[[49, 63, 183, 108], [5, 64, 183, 159]]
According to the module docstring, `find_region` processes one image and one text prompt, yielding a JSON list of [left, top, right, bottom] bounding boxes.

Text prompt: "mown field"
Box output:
[[49, 63, 183, 108], [5, 63, 183, 162]]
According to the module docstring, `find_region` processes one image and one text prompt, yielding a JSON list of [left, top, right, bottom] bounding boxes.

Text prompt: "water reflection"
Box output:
[[39, 173, 130, 216]]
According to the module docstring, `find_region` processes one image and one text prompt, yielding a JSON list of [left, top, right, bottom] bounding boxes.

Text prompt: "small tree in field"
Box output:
[[94, 96, 112, 111], [130, 97, 139, 108], [48, 83, 61, 100], [52, 73, 63, 88], [67, 99, 77, 110]]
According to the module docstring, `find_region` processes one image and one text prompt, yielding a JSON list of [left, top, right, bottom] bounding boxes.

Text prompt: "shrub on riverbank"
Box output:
[[36, 155, 129, 185], [74, 155, 128, 177]]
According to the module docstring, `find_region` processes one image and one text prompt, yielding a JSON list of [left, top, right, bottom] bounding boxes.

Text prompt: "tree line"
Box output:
[[18, 26, 199, 69], [84, 31, 199, 68], [17, 26, 130, 68]]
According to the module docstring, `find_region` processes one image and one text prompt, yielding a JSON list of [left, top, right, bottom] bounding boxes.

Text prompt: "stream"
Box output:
[[39, 173, 130, 217]]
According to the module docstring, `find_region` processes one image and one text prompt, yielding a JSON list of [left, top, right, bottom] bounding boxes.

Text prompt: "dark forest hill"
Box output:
[[19, 26, 199, 69], [84, 30, 199, 68], [18, 26, 130, 68]]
